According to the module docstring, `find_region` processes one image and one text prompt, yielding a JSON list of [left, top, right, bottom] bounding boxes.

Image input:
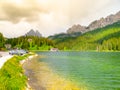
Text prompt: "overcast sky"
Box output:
[[0, 0, 120, 38]]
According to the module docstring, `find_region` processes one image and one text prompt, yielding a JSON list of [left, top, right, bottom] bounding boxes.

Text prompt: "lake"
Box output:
[[24, 51, 120, 90]]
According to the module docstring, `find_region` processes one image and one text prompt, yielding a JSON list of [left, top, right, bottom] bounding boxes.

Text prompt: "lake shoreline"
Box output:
[[23, 54, 87, 90], [21, 54, 38, 90], [32, 50, 120, 53]]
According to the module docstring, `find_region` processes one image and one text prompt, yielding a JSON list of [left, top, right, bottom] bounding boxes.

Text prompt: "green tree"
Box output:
[[0, 33, 5, 49]]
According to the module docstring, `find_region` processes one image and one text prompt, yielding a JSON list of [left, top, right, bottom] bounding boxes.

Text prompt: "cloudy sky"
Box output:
[[0, 0, 120, 38]]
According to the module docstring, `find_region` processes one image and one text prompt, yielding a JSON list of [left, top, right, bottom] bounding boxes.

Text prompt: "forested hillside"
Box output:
[[54, 21, 120, 51], [48, 32, 81, 44], [0, 34, 54, 50], [5, 36, 54, 50]]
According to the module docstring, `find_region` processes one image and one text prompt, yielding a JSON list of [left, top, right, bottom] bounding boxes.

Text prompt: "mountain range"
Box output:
[[1, 10, 120, 51], [49, 10, 120, 51], [49, 11, 120, 42], [55, 20, 120, 50], [67, 11, 120, 34]]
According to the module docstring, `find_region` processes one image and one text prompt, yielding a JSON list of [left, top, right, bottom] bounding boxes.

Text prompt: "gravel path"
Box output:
[[0, 52, 13, 69]]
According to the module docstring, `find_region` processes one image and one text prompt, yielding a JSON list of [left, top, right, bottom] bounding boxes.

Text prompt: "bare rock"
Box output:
[[67, 11, 120, 34]]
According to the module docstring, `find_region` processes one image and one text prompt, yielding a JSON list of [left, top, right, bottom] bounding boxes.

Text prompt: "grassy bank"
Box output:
[[0, 54, 33, 90]]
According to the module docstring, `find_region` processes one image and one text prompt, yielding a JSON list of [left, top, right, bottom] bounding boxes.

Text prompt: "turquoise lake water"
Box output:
[[37, 51, 120, 90]]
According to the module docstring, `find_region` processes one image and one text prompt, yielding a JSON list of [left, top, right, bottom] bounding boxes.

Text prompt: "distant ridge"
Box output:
[[67, 11, 120, 33], [25, 29, 42, 37]]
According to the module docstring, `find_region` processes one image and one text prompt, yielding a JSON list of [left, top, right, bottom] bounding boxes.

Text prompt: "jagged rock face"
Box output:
[[88, 18, 106, 30], [67, 11, 120, 33], [67, 25, 87, 34], [88, 11, 120, 30], [36, 30, 42, 37], [26, 29, 42, 37]]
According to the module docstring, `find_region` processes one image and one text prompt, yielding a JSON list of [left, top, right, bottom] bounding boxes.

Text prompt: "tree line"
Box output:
[[0, 33, 54, 50]]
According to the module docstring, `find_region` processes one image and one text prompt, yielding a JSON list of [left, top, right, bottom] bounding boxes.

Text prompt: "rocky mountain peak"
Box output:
[[26, 29, 42, 37], [67, 24, 86, 34]]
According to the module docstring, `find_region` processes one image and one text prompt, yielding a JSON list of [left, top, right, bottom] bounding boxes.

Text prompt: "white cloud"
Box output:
[[0, 0, 120, 37]]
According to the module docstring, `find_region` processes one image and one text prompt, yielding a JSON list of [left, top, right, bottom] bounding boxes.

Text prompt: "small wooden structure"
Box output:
[[50, 48, 59, 51]]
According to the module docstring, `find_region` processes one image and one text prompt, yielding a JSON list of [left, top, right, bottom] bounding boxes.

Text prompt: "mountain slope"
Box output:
[[48, 32, 81, 43], [55, 21, 120, 51]]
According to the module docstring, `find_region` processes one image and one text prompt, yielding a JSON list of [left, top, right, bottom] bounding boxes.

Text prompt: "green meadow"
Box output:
[[0, 54, 32, 90]]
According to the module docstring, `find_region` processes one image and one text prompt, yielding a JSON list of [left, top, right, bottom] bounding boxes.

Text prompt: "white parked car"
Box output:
[[9, 49, 28, 55]]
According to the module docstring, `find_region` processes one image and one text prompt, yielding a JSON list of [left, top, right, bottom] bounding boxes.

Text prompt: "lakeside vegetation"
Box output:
[[0, 54, 32, 90]]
